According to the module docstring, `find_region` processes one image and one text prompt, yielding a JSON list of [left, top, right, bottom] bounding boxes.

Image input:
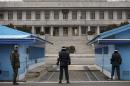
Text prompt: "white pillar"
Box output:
[[41, 11, 44, 20], [113, 11, 117, 20], [50, 26, 53, 36], [68, 26, 72, 36], [50, 11, 54, 20], [59, 10, 63, 20], [41, 26, 44, 32], [59, 27, 63, 36], [88, 26, 90, 31], [86, 11, 90, 20], [13, 11, 17, 20], [104, 11, 108, 20], [79, 26, 81, 36], [122, 11, 126, 20], [22, 11, 26, 20], [68, 10, 72, 20], [4, 11, 8, 20], [31, 11, 35, 20], [97, 26, 100, 35], [32, 26, 35, 34], [77, 10, 81, 20], [95, 11, 99, 20]]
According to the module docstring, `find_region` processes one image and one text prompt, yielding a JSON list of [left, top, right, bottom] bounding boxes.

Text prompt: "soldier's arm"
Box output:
[[68, 53, 71, 65], [56, 52, 60, 65]]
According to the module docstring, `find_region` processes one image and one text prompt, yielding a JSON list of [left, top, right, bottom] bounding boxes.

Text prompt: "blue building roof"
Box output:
[[88, 24, 130, 44], [0, 25, 52, 45]]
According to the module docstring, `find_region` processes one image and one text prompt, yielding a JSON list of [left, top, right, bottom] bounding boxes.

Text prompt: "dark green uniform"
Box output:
[[10, 50, 20, 85]]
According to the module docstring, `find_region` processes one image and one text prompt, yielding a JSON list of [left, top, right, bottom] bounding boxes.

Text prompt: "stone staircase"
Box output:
[[45, 36, 95, 65], [45, 36, 94, 54]]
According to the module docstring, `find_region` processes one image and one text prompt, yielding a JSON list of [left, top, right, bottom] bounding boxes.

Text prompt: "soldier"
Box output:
[[10, 45, 20, 85], [56, 47, 71, 84], [111, 50, 122, 80]]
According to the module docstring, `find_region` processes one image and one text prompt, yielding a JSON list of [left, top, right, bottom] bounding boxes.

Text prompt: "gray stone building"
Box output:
[[0, 0, 130, 55]]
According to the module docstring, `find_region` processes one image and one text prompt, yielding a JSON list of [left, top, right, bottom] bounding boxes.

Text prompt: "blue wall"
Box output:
[[116, 44, 130, 80], [0, 45, 13, 80], [29, 47, 45, 65]]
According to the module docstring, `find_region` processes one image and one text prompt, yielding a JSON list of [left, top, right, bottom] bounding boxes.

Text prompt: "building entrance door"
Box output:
[[45, 27, 50, 34], [53, 27, 59, 36], [63, 27, 68, 36]]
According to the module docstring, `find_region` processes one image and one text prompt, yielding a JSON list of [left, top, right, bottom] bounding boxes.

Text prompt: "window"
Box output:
[[80, 11, 86, 19], [62, 10, 69, 19], [117, 11, 122, 19], [17, 11, 22, 20], [108, 11, 113, 19], [90, 11, 95, 19], [72, 11, 77, 19], [26, 11, 31, 20], [54, 11, 59, 19], [8, 11, 13, 20], [44, 11, 50, 20], [0, 11, 4, 20], [35, 11, 41, 20], [126, 11, 130, 19], [99, 11, 104, 19]]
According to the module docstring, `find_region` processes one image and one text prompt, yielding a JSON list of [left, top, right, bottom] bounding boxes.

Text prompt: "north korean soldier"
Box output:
[[10, 45, 20, 85], [56, 47, 71, 84], [111, 50, 122, 80]]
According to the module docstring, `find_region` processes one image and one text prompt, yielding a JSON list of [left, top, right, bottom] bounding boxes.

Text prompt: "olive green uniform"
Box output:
[[10, 51, 20, 84]]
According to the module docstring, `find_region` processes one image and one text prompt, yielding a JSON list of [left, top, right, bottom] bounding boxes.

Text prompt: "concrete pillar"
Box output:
[[88, 26, 90, 31], [59, 26, 63, 36], [50, 11, 54, 20], [86, 11, 90, 20], [68, 10, 72, 20], [50, 26, 53, 36], [4, 11, 8, 20], [41, 11, 44, 20], [77, 10, 81, 20], [32, 26, 35, 34], [113, 11, 117, 20], [104, 11, 108, 20], [79, 26, 81, 36], [95, 11, 99, 20], [13, 11, 17, 20], [41, 26, 44, 32], [22, 11, 26, 20], [122, 11, 126, 20], [59, 10, 63, 20], [97, 26, 100, 35], [31, 11, 35, 20], [68, 26, 72, 36]]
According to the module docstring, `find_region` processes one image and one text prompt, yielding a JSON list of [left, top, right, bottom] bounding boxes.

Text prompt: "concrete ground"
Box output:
[[0, 81, 130, 86]]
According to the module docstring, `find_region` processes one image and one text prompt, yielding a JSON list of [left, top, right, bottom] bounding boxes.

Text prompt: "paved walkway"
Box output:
[[0, 81, 130, 86]]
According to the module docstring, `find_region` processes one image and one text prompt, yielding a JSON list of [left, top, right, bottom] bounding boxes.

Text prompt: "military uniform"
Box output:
[[10, 49, 20, 85], [57, 48, 71, 83], [111, 50, 122, 80]]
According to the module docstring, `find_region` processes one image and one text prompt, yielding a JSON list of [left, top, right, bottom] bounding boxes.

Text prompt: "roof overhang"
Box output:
[[97, 39, 130, 44]]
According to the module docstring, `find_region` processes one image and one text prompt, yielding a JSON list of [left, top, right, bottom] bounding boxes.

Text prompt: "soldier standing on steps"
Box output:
[[56, 47, 71, 84], [10, 45, 20, 85]]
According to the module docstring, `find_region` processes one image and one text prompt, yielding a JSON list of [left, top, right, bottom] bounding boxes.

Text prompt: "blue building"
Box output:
[[0, 25, 51, 80], [88, 24, 130, 80]]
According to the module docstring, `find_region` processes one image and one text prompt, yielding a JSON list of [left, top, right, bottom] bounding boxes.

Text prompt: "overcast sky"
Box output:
[[0, 0, 126, 1]]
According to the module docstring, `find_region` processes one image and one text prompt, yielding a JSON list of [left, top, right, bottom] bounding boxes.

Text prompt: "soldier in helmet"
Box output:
[[10, 45, 20, 85], [56, 47, 71, 84], [111, 50, 122, 80]]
